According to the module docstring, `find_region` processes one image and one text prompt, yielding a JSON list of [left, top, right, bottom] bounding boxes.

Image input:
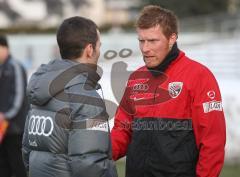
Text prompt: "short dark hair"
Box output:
[[0, 35, 8, 47], [57, 16, 98, 60], [136, 5, 178, 39]]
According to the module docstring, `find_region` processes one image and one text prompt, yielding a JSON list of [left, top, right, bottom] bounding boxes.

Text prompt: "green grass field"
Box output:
[[116, 160, 240, 177]]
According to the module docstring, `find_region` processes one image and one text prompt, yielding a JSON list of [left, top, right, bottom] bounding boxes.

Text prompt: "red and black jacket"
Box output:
[[111, 48, 226, 177]]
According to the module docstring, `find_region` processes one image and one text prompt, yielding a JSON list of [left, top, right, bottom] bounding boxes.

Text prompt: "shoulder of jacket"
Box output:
[[136, 65, 146, 71], [185, 57, 213, 75], [182, 58, 217, 88], [128, 65, 148, 79]]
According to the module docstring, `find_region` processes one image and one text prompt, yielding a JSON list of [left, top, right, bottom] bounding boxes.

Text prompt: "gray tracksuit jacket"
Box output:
[[22, 59, 117, 177]]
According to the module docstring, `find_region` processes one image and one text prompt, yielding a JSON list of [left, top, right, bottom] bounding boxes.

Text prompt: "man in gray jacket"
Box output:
[[22, 16, 118, 177]]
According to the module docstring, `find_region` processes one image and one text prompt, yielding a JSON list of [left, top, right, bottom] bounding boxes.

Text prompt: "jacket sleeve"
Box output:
[[111, 85, 133, 160], [22, 114, 31, 171], [4, 59, 27, 120], [67, 84, 118, 177], [191, 67, 226, 177]]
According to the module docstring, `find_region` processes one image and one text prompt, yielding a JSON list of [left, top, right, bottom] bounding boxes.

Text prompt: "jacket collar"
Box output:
[[148, 43, 180, 77]]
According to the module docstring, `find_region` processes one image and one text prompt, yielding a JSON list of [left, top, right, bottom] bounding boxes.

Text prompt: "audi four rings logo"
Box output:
[[28, 115, 54, 137], [133, 84, 149, 91]]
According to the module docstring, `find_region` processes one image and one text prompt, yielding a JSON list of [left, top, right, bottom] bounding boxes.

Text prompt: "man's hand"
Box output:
[[0, 112, 8, 143]]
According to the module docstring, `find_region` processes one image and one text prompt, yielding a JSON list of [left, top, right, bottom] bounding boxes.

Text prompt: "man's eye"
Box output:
[[139, 40, 145, 45], [148, 39, 158, 43]]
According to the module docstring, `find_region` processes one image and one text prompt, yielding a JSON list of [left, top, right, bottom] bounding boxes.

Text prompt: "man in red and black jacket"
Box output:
[[111, 5, 226, 177]]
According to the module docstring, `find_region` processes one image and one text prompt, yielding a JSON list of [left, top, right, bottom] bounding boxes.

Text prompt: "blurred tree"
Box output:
[[43, 0, 89, 14], [141, 0, 229, 18], [43, 0, 64, 16], [228, 0, 238, 14], [71, 0, 89, 9], [0, 1, 19, 21]]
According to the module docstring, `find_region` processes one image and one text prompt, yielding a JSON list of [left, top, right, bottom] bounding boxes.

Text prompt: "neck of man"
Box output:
[[72, 56, 98, 72]]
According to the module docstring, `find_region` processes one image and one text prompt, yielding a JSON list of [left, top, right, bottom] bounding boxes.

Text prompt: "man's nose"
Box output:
[[142, 41, 150, 53]]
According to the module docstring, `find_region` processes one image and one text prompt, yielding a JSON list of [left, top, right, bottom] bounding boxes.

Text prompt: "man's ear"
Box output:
[[169, 33, 177, 47], [85, 43, 93, 58]]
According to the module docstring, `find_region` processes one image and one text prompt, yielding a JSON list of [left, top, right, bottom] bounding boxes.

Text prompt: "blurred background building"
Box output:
[[0, 0, 139, 28], [0, 0, 239, 31], [0, 0, 240, 176]]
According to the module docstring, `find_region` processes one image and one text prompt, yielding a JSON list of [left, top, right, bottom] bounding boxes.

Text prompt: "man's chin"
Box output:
[[145, 63, 156, 69], [144, 59, 157, 68]]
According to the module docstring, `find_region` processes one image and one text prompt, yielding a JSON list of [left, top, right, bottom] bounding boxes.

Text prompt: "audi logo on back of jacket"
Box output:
[[28, 115, 54, 137]]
